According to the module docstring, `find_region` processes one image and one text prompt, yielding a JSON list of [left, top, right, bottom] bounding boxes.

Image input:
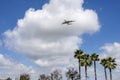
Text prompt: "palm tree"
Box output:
[[106, 57, 117, 80], [81, 54, 92, 80], [74, 49, 84, 80], [91, 53, 99, 80], [100, 58, 108, 80]]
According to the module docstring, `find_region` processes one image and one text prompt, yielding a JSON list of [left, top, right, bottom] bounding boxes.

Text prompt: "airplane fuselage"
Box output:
[[62, 20, 75, 25]]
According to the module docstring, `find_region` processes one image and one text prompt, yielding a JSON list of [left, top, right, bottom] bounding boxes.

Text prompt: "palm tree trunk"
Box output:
[[79, 59, 81, 80], [94, 61, 97, 80], [85, 66, 87, 80], [109, 69, 112, 80], [104, 67, 107, 80], [71, 77, 73, 80]]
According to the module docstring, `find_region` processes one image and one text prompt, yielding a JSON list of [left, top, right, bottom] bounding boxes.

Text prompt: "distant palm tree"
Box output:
[[100, 59, 108, 80], [51, 69, 62, 80], [39, 74, 51, 80], [6, 77, 12, 80], [106, 57, 117, 80], [81, 54, 92, 80], [66, 67, 78, 80], [91, 53, 99, 80], [74, 49, 84, 80], [20, 74, 30, 80]]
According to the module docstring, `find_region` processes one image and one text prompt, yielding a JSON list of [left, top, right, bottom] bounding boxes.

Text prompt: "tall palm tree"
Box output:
[[81, 54, 92, 80], [91, 53, 99, 80], [106, 57, 117, 80], [74, 49, 84, 80], [100, 59, 108, 80]]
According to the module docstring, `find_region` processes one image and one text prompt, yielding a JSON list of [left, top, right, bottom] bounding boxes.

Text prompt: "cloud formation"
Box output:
[[4, 0, 100, 67], [0, 54, 35, 79], [100, 42, 120, 80]]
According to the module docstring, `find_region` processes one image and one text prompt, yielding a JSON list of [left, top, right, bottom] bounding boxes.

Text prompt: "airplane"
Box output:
[[62, 20, 75, 25]]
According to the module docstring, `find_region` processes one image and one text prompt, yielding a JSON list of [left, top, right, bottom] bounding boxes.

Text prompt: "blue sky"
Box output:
[[0, 0, 120, 79], [81, 0, 120, 53], [0, 0, 49, 34]]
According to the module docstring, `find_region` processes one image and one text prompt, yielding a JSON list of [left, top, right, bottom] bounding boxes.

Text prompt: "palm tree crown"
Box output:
[[100, 59, 108, 68], [91, 53, 99, 61], [81, 54, 92, 67], [74, 49, 83, 59], [106, 57, 117, 69]]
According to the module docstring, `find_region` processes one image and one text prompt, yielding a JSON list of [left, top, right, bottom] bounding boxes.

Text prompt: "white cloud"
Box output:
[[3, 0, 100, 67], [100, 42, 120, 80], [0, 54, 13, 66], [0, 54, 36, 79]]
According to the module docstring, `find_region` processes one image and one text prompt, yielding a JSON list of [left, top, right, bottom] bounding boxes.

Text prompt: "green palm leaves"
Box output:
[[91, 53, 99, 62], [106, 57, 117, 70], [81, 54, 92, 67], [74, 49, 83, 59]]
